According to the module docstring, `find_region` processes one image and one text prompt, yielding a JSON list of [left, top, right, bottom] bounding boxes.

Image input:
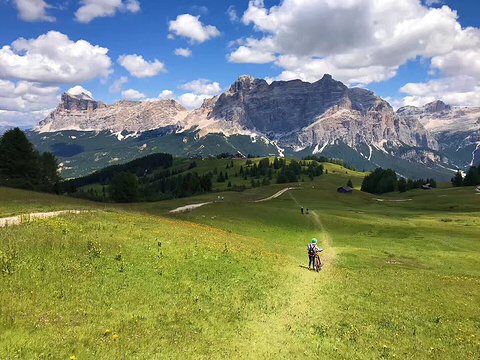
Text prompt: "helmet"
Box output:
[[311, 238, 317, 244]]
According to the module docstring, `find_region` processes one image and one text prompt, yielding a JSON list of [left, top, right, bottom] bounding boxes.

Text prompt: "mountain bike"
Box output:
[[314, 253, 322, 272]]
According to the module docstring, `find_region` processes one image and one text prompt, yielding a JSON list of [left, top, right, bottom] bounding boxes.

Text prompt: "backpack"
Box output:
[[308, 244, 316, 255]]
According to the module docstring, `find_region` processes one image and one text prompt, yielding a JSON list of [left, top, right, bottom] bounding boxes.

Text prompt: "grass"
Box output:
[[0, 187, 98, 217], [0, 169, 479, 359]]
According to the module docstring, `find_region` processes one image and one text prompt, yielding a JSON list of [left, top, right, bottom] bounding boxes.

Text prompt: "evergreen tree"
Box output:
[[347, 179, 353, 188], [0, 128, 61, 192], [227, 181, 232, 187], [217, 171, 225, 183], [225, 172, 229, 180], [463, 166, 480, 186], [452, 171, 464, 187], [398, 178, 407, 193], [108, 172, 139, 203], [239, 166, 244, 174]]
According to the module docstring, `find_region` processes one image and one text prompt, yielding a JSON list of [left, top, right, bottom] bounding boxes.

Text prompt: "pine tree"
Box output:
[[347, 179, 353, 188], [452, 171, 463, 187], [398, 178, 407, 193], [227, 181, 232, 187]]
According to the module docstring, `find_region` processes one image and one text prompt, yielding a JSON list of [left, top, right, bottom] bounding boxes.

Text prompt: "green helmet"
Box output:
[[311, 238, 317, 244]]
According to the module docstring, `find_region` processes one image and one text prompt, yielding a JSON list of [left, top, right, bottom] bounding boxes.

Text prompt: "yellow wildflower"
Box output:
[[113, 333, 118, 340], [104, 329, 110, 336], [383, 345, 388, 349], [70, 356, 76, 360]]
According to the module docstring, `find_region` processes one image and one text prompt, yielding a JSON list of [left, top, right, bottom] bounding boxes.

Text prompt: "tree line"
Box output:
[[361, 167, 436, 194], [0, 128, 61, 193], [451, 166, 480, 187]]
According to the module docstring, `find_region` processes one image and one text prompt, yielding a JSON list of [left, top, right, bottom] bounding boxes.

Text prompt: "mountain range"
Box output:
[[28, 75, 480, 180]]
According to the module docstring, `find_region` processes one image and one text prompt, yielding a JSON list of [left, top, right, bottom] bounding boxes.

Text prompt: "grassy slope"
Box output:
[[82, 156, 363, 194], [0, 187, 99, 217], [0, 171, 479, 359]]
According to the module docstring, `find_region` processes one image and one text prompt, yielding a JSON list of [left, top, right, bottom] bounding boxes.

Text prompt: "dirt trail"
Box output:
[[254, 187, 296, 202], [169, 202, 213, 213], [0, 210, 89, 228], [240, 191, 337, 355]]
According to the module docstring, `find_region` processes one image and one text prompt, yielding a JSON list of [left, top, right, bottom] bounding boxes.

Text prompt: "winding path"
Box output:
[[0, 210, 89, 228], [254, 187, 296, 203], [169, 202, 213, 213]]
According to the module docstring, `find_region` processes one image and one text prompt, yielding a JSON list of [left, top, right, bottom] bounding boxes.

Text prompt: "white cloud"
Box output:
[[229, 0, 480, 88], [0, 31, 112, 84], [15, 0, 55, 22], [109, 76, 129, 93], [0, 80, 59, 112], [227, 37, 276, 63], [121, 88, 145, 100], [227, 5, 238, 22], [153, 88, 215, 109], [118, 54, 166, 78], [158, 90, 176, 100], [177, 93, 212, 109], [179, 79, 222, 96], [67, 85, 93, 98], [168, 14, 220, 43], [75, 0, 140, 23], [0, 109, 52, 127], [174, 48, 192, 57], [400, 76, 480, 107]]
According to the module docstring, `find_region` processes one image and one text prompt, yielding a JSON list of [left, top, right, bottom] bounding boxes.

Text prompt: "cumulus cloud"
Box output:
[[75, 0, 140, 23], [179, 79, 222, 96], [400, 76, 480, 107], [158, 90, 176, 100], [174, 48, 192, 57], [15, 0, 55, 22], [177, 93, 212, 109], [228, 0, 480, 90], [0, 31, 112, 84], [0, 80, 59, 113], [0, 109, 52, 127], [168, 14, 220, 43], [67, 85, 93, 98], [118, 54, 166, 78], [121, 88, 145, 100], [109, 76, 129, 93], [153, 84, 218, 109]]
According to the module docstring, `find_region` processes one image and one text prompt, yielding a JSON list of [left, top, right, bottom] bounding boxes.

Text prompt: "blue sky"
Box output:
[[1, 0, 480, 126]]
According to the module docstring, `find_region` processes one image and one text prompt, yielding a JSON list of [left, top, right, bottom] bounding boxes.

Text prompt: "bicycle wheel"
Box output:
[[315, 256, 321, 272]]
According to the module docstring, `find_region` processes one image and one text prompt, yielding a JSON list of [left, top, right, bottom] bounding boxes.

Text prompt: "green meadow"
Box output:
[[0, 165, 479, 359]]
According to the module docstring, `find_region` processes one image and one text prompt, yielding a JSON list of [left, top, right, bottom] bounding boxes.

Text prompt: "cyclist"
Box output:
[[307, 238, 323, 270]]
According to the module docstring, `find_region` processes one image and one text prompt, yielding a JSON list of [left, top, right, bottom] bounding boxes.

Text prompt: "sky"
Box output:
[[1, 0, 480, 127]]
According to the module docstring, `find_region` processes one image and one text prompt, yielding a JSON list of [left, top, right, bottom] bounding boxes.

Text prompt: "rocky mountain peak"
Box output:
[[59, 91, 105, 112], [423, 100, 451, 113]]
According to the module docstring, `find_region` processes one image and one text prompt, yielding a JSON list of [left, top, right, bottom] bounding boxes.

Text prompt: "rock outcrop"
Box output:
[[35, 92, 189, 134], [397, 100, 480, 166], [186, 75, 437, 153]]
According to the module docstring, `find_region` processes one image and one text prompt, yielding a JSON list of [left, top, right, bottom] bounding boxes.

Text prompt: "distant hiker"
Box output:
[[306, 208, 309, 215], [222, 197, 224, 201], [217, 195, 220, 200], [301, 207, 304, 214], [307, 238, 323, 270]]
